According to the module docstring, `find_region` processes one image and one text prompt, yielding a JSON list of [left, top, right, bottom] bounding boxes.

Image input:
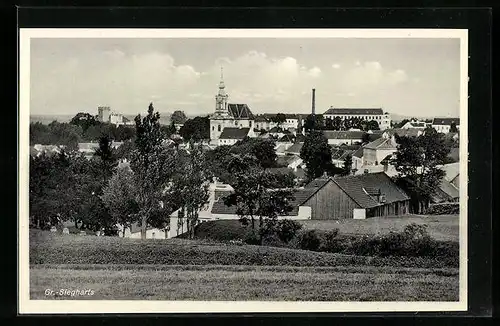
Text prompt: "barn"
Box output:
[[302, 172, 411, 220]]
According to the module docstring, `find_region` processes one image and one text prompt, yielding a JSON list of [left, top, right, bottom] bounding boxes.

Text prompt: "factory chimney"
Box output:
[[311, 88, 316, 115]]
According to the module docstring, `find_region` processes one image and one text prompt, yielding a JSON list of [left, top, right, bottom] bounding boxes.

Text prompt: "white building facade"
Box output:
[[323, 108, 391, 130]]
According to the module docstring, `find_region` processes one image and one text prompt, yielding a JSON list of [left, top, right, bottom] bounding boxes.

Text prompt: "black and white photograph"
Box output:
[[19, 29, 468, 313]]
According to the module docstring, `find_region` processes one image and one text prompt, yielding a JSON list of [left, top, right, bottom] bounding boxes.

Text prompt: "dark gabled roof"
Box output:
[[324, 108, 384, 115], [279, 134, 294, 143], [285, 142, 303, 154], [332, 172, 410, 208], [305, 177, 330, 189], [432, 118, 460, 126], [219, 127, 250, 139], [228, 104, 255, 120], [437, 179, 459, 200], [447, 148, 460, 163], [352, 147, 364, 158], [254, 116, 268, 122], [323, 131, 365, 140], [211, 187, 314, 216], [408, 122, 426, 128]]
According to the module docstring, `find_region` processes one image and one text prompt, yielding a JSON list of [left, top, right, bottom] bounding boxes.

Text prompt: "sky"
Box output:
[[30, 37, 461, 118]]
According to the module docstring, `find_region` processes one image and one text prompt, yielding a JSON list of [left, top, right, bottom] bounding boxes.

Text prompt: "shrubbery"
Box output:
[[425, 203, 460, 215], [295, 230, 321, 251], [260, 219, 303, 245]]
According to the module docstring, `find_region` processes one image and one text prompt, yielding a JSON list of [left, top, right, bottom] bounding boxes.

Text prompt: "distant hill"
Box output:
[[31, 112, 175, 125], [390, 113, 435, 122]]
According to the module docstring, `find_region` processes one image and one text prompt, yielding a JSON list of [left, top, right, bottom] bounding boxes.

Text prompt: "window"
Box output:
[[212, 126, 215, 131], [249, 121, 252, 127], [218, 125, 221, 132], [235, 120, 238, 125]]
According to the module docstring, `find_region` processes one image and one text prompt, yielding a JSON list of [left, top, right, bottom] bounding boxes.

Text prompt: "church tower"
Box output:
[[214, 67, 229, 115], [210, 67, 234, 143]]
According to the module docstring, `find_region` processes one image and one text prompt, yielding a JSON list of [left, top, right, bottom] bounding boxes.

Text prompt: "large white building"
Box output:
[[323, 108, 391, 130], [209, 69, 256, 145], [97, 106, 134, 127], [432, 118, 460, 133]]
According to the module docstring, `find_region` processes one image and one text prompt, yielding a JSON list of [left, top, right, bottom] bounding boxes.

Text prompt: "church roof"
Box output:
[[228, 104, 255, 120], [219, 127, 250, 140]]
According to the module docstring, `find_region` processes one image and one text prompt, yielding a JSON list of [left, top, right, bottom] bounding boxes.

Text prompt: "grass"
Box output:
[[30, 264, 459, 301], [29, 229, 459, 301]]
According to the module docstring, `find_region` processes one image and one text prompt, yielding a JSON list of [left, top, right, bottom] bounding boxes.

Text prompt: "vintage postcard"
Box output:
[[19, 28, 468, 314]]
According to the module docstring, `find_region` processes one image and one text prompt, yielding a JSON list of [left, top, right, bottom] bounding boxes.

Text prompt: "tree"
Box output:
[[179, 116, 210, 142], [70, 112, 100, 132], [174, 145, 211, 239], [231, 138, 277, 169], [450, 122, 458, 133], [101, 165, 139, 237], [300, 131, 334, 180], [223, 154, 295, 239], [161, 121, 177, 138], [131, 103, 182, 239], [396, 119, 410, 128], [392, 127, 451, 213], [342, 154, 353, 176], [271, 113, 287, 127], [303, 114, 324, 132], [170, 110, 188, 124], [363, 120, 380, 131]]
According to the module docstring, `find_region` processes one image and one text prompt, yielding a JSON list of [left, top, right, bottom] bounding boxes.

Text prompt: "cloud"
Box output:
[[344, 61, 408, 89], [308, 67, 322, 77], [332, 63, 341, 69]]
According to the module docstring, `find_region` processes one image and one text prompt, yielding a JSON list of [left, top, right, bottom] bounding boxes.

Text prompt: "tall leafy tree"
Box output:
[[271, 113, 287, 128], [223, 154, 295, 237], [449, 122, 458, 133], [392, 127, 451, 213], [179, 116, 211, 142], [170, 110, 188, 124], [300, 131, 334, 180], [342, 154, 353, 176], [101, 165, 139, 237], [131, 103, 182, 239], [174, 145, 211, 239], [303, 114, 324, 132], [70, 112, 100, 132], [232, 138, 277, 169]]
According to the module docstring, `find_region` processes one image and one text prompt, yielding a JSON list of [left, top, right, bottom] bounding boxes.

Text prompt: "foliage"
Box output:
[[223, 154, 295, 232], [425, 203, 460, 215], [179, 116, 210, 141], [295, 230, 321, 251], [300, 130, 334, 180], [260, 219, 303, 244], [271, 113, 287, 126], [30, 228, 456, 268], [101, 165, 139, 237], [319, 229, 342, 253], [231, 137, 277, 169], [303, 114, 324, 132], [170, 110, 188, 124], [392, 127, 450, 212], [130, 103, 183, 239], [449, 122, 458, 133], [342, 154, 353, 176], [69, 112, 100, 132], [174, 145, 211, 239]]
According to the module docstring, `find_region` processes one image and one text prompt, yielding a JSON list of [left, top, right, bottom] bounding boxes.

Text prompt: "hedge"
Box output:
[[425, 203, 460, 215]]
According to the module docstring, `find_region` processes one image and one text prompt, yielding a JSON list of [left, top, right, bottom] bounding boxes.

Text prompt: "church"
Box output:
[[209, 68, 256, 145]]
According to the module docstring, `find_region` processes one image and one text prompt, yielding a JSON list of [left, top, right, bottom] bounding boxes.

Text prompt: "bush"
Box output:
[[243, 230, 261, 245], [260, 219, 303, 245], [261, 233, 286, 247], [319, 229, 343, 253], [296, 230, 321, 251], [425, 203, 459, 215]]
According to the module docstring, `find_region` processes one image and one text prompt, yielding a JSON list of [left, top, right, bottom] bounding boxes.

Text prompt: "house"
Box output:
[[351, 147, 364, 174], [323, 108, 391, 130], [118, 223, 167, 239], [302, 173, 410, 219], [331, 148, 354, 168], [432, 118, 460, 133], [323, 131, 365, 146], [210, 187, 313, 220], [400, 119, 428, 130], [382, 128, 423, 139], [30, 144, 64, 157], [362, 137, 398, 166], [285, 142, 304, 156], [217, 127, 253, 146]]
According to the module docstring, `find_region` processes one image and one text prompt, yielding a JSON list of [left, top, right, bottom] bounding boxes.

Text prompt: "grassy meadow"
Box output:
[[29, 222, 460, 301]]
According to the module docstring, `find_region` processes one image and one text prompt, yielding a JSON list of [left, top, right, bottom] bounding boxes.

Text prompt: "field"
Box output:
[[29, 228, 459, 301]]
